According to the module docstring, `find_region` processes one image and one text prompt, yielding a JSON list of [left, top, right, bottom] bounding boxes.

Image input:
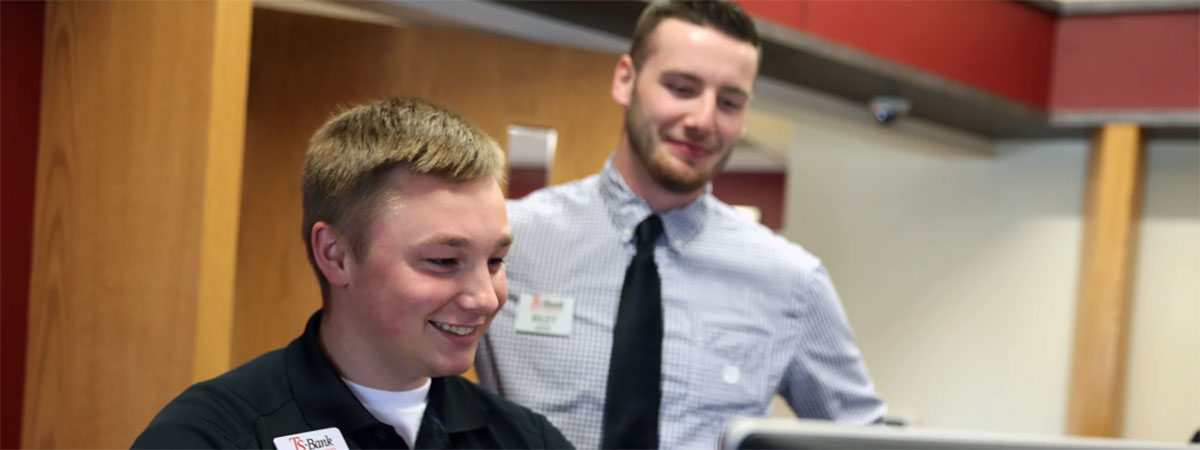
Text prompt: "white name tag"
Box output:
[[514, 293, 575, 336], [273, 427, 349, 450]]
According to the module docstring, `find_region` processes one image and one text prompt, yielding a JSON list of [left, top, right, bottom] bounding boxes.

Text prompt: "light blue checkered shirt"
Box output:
[[477, 159, 885, 449]]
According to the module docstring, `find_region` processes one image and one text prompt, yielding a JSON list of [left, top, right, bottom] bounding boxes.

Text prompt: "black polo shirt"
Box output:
[[133, 311, 572, 449]]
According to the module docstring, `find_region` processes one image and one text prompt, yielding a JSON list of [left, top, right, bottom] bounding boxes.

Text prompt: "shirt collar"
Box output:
[[286, 311, 488, 440], [598, 156, 709, 250], [427, 376, 486, 433], [287, 310, 382, 434], [410, 377, 488, 449]]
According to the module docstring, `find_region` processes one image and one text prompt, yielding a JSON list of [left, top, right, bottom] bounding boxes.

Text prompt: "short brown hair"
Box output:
[[301, 98, 504, 299], [629, 0, 761, 69]]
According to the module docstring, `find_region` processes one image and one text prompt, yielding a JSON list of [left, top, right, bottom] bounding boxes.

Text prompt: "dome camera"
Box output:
[[869, 96, 912, 125]]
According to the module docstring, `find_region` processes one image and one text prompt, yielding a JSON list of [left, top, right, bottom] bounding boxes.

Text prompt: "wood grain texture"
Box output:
[[232, 10, 621, 366], [192, 0, 253, 383], [23, 1, 251, 447], [1066, 123, 1145, 437]]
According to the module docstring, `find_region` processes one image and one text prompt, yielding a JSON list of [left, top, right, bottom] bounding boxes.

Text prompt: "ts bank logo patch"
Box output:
[[530, 294, 564, 313], [273, 428, 348, 450], [288, 435, 334, 450]]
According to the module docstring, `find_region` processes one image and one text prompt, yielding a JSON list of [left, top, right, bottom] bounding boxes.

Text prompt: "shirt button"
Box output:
[[672, 240, 683, 249], [623, 228, 633, 239], [722, 365, 740, 384]]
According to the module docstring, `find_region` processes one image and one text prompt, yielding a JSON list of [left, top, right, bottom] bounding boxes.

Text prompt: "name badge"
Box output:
[[274, 427, 349, 450], [514, 293, 575, 336]]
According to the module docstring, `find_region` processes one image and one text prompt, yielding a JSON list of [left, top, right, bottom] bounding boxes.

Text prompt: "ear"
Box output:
[[311, 221, 351, 288], [612, 54, 636, 107]]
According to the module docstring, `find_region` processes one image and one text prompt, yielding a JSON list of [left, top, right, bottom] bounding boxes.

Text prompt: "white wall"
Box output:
[[783, 110, 1088, 435], [1123, 140, 1200, 442], [765, 81, 1199, 441]]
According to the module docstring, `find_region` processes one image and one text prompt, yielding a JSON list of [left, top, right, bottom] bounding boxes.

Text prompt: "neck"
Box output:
[[319, 306, 428, 391], [613, 135, 704, 213]]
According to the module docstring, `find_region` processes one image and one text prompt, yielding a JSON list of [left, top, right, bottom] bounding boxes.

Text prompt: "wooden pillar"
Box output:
[[192, 0, 253, 384], [1066, 123, 1145, 437], [22, 1, 252, 447]]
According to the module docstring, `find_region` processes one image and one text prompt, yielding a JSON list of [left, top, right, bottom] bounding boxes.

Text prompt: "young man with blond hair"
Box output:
[[135, 98, 571, 449]]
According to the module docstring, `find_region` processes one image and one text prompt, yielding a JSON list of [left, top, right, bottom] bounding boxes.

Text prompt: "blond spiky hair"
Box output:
[[301, 97, 505, 300]]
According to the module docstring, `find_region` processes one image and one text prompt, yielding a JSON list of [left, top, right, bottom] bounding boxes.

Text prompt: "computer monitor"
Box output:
[[721, 418, 1196, 450]]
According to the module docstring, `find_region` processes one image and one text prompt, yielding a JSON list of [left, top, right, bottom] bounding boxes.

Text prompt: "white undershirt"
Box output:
[[342, 377, 431, 448]]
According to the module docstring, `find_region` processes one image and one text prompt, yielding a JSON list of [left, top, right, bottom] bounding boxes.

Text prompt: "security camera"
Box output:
[[869, 96, 912, 125]]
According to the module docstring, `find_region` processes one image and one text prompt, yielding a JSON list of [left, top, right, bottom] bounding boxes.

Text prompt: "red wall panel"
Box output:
[[711, 171, 786, 231], [738, 0, 1055, 109], [1, 1, 44, 448], [810, 0, 1053, 108], [1051, 12, 1200, 110], [738, 0, 808, 31], [508, 167, 548, 199]]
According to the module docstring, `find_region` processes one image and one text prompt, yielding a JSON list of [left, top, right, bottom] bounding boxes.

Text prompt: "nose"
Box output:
[[456, 264, 503, 316], [683, 91, 717, 140]]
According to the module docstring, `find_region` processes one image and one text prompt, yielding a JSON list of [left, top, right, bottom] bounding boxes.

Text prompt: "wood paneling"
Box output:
[[192, 0, 253, 383], [23, 1, 251, 447], [233, 10, 621, 365], [1066, 123, 1145, 437]]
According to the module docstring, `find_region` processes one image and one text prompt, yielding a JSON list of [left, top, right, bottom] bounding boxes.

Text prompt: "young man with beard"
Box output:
[[134, 98, 572, 449], [476, 1, 885, 448]]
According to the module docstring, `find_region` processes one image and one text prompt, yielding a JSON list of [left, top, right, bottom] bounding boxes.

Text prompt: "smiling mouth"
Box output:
[[666, 140, 711, 159], [430, 321, 476, 336]]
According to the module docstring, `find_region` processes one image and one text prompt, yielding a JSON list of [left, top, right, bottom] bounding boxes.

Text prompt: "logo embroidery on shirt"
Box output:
[[273, 427, 349, 450]]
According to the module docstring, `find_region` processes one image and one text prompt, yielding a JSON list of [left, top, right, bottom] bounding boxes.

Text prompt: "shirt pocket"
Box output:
[[690, 315, 775, 413]]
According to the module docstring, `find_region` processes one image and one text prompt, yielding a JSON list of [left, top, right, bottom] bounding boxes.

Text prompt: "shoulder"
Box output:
[[507, 175, 600, 226], [133, 349, 292, 449], [505, 175, 609, 259], [696, 197, 843, 314], [443, 377, 574, 449], [704, 196, 824, 272]]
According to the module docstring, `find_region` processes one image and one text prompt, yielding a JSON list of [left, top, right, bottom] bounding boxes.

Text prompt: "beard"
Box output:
[[625, 90, 732, 194]]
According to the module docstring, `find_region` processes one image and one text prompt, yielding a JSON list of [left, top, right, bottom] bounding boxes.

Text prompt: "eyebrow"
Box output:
[[661, 70, 701, 85], [415, 234, 467, 249], [660, 70, 750, 98], [496, 233, 515, 251], [419, 233, 514, 250]]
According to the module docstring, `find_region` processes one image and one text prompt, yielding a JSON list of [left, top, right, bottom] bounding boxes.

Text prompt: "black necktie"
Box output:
[[602, 214, 664, 449]]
